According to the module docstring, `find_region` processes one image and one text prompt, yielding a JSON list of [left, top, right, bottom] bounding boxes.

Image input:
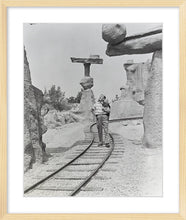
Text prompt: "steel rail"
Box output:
[[24, 123, 96, 194], [70, 132, 114, 196], [24, 116, 136, 195], [69, 116, 143, 196]]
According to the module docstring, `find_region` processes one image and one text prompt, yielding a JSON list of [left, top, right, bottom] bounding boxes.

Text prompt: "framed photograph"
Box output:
[[0, 0, 185, 219]]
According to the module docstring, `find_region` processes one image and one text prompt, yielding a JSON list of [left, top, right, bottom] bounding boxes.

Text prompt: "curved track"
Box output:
[[24, 123, 115, 196]]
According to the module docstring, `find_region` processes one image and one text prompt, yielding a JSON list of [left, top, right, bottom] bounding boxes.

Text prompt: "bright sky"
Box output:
[[24, 23, 160, 101]]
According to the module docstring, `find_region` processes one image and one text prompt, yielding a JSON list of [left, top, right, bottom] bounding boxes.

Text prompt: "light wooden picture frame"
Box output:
[[0, 0, 186, 219]]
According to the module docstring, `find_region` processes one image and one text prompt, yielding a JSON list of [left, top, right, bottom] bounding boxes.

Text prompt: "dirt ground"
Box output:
[[100, 122, 163, 196], [43, 122, 86, 153]]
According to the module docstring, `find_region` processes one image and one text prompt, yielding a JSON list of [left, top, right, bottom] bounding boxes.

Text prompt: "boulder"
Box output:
[[80, 76, 93, 90], [102, 24, 127, 44]]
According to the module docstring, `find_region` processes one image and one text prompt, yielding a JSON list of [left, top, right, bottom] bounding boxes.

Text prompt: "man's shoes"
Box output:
[[105, 143, 110, 148]]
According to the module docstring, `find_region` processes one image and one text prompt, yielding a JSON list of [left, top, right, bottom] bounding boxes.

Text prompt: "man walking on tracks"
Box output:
[[92, 94, 110, 147]]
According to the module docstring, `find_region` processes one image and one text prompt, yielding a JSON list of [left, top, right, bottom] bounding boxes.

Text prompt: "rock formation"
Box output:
[[71, 55, 103, 121], [102, 24, 162, 148], [44, 110, 83, 129], [102, 24, 127, 44], [80, 76, 94, 90], [105, 26, 162, 56], [110, 85, 143, 120], [78, 89, 95, 120], [143, 50, 162, 148], [124, 60, 151, 105], [24, 48, 49, 172]]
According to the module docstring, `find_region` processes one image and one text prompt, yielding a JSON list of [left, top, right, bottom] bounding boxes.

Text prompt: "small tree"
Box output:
[[67, 96, 76, 104], [46, 85, 67, 111], [67, 90, 82, 104]]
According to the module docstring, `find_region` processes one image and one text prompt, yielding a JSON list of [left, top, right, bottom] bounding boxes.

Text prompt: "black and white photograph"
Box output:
[[24, 23, 162, 197]]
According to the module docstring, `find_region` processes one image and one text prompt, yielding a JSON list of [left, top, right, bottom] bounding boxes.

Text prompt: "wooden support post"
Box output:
[[84, 63, 91, 77]]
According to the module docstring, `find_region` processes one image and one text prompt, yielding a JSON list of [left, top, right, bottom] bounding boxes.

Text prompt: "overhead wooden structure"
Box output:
[[71, 56, 103, 76]]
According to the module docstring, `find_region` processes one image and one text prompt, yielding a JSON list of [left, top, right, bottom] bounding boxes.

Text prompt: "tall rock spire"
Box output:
[[24, 47, 32, 85]]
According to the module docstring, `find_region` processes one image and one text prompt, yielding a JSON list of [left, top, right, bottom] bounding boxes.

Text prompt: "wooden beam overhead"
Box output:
[[71, 57, 103, 64]]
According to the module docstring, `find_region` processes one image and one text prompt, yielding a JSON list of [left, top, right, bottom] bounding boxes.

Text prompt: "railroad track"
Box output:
[[24, 123, 115, 196]]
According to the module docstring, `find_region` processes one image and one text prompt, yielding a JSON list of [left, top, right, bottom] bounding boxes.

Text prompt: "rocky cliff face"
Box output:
[[123, 56, 162, 148], [24, 48, 49, 172], [110, 100, 143, 120], [110, 85, 143, 120], [124, 60, 151, 105], [143, 50, 162, 148]]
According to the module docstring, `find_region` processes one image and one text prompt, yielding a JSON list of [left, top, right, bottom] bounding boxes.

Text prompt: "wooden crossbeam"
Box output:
[[71, 57, 103, 64], [71, 56, 103, 77]]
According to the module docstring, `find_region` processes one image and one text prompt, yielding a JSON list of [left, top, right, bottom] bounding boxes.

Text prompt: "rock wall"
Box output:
[[24, 48, 48, 172], [110, 100, 143, 120], [143, 50, 162, 148], [123, 56, 162, 148], [124, 60, 151, 105], [110, 85, 143, 120]]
